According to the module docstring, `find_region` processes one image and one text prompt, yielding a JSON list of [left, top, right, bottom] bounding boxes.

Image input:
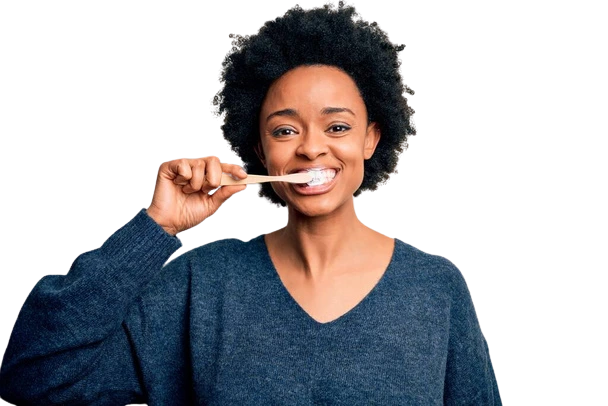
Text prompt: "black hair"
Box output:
[[213, 1, 415, 205]]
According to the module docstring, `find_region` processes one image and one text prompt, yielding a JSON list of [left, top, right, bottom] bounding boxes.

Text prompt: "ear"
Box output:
[[254, 141, 267, 168], [363, 122, 381, 160]]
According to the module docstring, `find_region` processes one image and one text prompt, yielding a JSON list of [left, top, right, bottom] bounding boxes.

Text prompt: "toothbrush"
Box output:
[[220, 172, 314, 186]]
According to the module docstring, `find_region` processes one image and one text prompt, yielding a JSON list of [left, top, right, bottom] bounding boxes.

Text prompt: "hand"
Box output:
[[146, 157, 247, 236]]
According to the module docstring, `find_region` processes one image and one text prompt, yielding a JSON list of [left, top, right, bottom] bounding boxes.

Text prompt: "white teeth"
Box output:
[[306, 169, 336, 186]]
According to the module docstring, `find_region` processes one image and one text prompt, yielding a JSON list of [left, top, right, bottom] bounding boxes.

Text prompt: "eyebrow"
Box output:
[[321, 107, 355, 116], [265, 107, 355, 122], [266, 108, 297, 122]]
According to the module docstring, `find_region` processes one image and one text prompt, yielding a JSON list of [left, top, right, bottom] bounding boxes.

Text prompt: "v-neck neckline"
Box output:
[[255, 234, 398, 327]]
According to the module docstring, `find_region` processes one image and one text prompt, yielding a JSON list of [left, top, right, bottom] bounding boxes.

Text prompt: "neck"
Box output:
[[275, 198, 371, 280]]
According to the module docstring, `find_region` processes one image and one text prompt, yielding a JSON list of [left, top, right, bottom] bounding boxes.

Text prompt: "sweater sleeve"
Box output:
[[0, 209, 182, 405], [443, 263, 502, 406]]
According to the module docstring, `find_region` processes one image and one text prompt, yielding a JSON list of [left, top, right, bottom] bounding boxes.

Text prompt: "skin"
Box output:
[[258, 65, 395, 323], [147, 158, 247, 236]]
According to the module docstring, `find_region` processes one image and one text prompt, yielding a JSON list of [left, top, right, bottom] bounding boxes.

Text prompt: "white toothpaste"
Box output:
[[306, 168, 336, 186]]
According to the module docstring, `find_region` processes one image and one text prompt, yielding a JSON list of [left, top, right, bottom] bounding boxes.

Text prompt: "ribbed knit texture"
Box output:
[[0, 209, 501, 405]]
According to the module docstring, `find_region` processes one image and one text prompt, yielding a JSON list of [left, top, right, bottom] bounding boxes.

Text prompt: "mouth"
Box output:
[[289, 167, 340, 195]]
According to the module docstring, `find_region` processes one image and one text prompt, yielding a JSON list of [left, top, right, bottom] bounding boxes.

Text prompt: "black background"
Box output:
[[0, 2, 514, 394]]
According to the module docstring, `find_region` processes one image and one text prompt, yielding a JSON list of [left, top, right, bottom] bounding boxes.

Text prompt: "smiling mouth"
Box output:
[[293, 168, 338, 187]]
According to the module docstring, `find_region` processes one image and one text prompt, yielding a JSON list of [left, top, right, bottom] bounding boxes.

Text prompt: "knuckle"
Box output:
[[206, 175, 219, 186]]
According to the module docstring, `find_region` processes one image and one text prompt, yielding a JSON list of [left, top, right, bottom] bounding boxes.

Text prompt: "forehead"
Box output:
[[261, 65, 366, 115]]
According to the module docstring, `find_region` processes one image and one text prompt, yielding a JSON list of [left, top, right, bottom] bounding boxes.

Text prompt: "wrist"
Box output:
[[146, 207, 178, 236]]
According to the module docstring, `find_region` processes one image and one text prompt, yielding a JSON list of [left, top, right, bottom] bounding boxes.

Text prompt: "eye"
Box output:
[[271, 127, 298, 137], [327, 124, 351, 134]]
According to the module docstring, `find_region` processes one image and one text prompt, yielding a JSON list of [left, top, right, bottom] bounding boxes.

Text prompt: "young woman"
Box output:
[[0, 3, 501, 405]]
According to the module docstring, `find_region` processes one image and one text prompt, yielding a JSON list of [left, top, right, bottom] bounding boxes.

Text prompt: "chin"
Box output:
[[290, 204, 333, 218], [285, 195, 351, 218]]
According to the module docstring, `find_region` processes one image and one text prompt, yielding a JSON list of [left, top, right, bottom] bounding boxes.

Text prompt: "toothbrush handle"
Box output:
[[220, 173, 274, 186]]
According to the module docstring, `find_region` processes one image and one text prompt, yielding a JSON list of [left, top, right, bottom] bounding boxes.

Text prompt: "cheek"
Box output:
[[264, 146, 295, 183], [260, 143, 286, 174], [265, 155, 285, 175], [334, 142, 367, 167], [334, 141, 367, 188]]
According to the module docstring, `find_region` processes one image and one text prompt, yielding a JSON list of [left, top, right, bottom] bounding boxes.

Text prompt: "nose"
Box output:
[[295, 129, 329, 160]]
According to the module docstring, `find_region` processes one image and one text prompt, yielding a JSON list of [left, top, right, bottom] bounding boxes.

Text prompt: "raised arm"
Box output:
[[0, 157, 247, 404]]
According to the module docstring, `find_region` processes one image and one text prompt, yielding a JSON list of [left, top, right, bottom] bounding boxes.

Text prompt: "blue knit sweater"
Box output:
[[0, 209, 501, 405]]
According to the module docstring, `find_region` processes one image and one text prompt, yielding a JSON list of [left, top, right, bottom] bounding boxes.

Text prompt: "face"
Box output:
[[258, 65, 380, 217]]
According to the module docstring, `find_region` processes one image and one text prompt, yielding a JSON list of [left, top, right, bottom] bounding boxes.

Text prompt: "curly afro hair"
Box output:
[[213, 1, 415, 206]]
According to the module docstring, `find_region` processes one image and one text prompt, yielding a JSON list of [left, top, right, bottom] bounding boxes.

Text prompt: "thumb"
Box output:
[[207, 184, 246, 212]]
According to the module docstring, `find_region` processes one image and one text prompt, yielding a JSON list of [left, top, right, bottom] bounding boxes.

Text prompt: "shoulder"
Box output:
[[390, 240, 478, 324], [161, 234, 269, 285], [186, 235, 266, 268], [132, 235, 267, 308], [142, 235, 265, 284], [392, 239, 470, 297]]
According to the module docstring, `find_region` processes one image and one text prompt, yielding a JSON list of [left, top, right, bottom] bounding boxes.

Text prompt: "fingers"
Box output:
[[201, 156, 222, 193], [151, 157, 247, 235], [167, 159, 193, 186], [221, 163, 248, 180], [167, 157, 247, 195], [209, 184, 247, 211], [185, 160, 206, 194]]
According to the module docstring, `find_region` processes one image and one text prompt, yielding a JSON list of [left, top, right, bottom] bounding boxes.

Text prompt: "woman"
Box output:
[[0, 3, 501, 405]]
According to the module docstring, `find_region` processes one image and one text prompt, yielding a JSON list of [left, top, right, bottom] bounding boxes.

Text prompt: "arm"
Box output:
[[0, 209, 181, 405], [443, 265, 502, 406], [0, 156, 246, 404]]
